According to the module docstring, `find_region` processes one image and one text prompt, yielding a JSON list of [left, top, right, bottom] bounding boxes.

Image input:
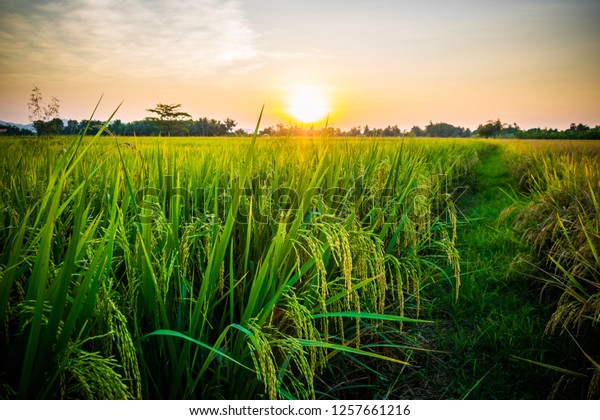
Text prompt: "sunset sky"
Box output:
[[1, 0, 599, 130]]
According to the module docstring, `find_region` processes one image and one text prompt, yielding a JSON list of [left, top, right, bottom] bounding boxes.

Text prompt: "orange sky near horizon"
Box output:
[[1, 0, 599, 131]]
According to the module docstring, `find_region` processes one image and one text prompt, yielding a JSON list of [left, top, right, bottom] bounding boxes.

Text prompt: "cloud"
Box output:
[[0, 0, 262, 81]]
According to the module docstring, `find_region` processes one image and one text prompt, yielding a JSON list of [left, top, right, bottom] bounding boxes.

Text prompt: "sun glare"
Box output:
[[287, 88, 330, 123]]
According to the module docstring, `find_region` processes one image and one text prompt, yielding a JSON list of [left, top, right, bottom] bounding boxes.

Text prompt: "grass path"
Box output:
[[413, 143, 558, 399]]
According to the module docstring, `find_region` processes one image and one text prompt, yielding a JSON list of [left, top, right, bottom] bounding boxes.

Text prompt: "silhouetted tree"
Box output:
[[145, 103, 192, 136], [477, 119, 504, 138], [409, 126, 425, 137], [348, 127, 362, 136], [425, 121, 470, 138], [223, 118, 237, 133], [62, 119, 79, 135]]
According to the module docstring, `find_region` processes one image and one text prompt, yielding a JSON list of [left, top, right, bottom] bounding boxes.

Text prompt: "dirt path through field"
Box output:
[[418, 143, 556, 399]]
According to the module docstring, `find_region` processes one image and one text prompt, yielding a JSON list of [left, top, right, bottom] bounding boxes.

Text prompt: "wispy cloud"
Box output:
[[0, 0, 262, 81]]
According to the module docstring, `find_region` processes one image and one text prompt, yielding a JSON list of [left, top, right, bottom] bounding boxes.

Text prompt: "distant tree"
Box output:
[[382, 125, 402, 137], [233, 128, 249, 136], [516, 123, 600, 140], [409, 126, 425, 137], [425, 121, 470, 138], [275, 123, 290, 137], [62, 119, 80, 135], [0, 124, 34, 136], [107, 119, 127, 136], [259, 126, 275, 136], [322, 127, 340, 137], [477, 119, 504, 138], [477, 123, 495, 138], [27, 85, 61, 137], [77, 119, 105, 136], [223, 118, 237, 133], [146, 103, 192, 121], [145, 103, 192, 136], [47, 118, 64, 135], [499, 122, 520, 138], [570, 123, 590, 132], [129, 120, 160, 136], [189, 117, 238, 136], [348, 126, 362, 136], [494, 119, 503, 134]]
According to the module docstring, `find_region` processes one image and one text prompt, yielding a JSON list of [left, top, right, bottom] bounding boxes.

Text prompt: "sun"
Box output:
[[287, 88, 330, 123]]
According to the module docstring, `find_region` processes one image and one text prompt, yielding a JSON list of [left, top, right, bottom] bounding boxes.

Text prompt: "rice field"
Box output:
[[0, 124, 598, 399], [503, 141, 600, 398]]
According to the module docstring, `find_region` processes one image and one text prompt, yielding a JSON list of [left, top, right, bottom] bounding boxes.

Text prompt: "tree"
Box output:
[[348, 126, 362, 136], [409, 126, 425, 137], [477, 119, 504, 138], [477, 123, 495, 139], [62, 119, 80, 135], [27, 86, 61, 137], [233, 128, 249, 136], [145, 103, 192, 136], [47, 118, 64, 135], [259, 126, 275, 136], [570, 123, 590, 132], [107, 119, 126, 136], [223, 118, 237, 133], [424, 121, 470, 138], [0, 124, 33, 136], [383, 125, 401, 137]]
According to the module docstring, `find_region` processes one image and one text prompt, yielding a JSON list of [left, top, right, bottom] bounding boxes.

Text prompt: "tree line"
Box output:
[[5, 116, 243, 137], [9, 116, 599, 140], [58, 116, 243, 137], [514, 123, 600, 140], [4, 87, 599, 140], [258, 121, 473, 138], [19, 88, 243, 137], [476, 119, 600, 140]]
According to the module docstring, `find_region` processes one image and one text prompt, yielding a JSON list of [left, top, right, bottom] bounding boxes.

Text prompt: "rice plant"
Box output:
[[0, 109, 481, 399], [505, 141, 600, 398]]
